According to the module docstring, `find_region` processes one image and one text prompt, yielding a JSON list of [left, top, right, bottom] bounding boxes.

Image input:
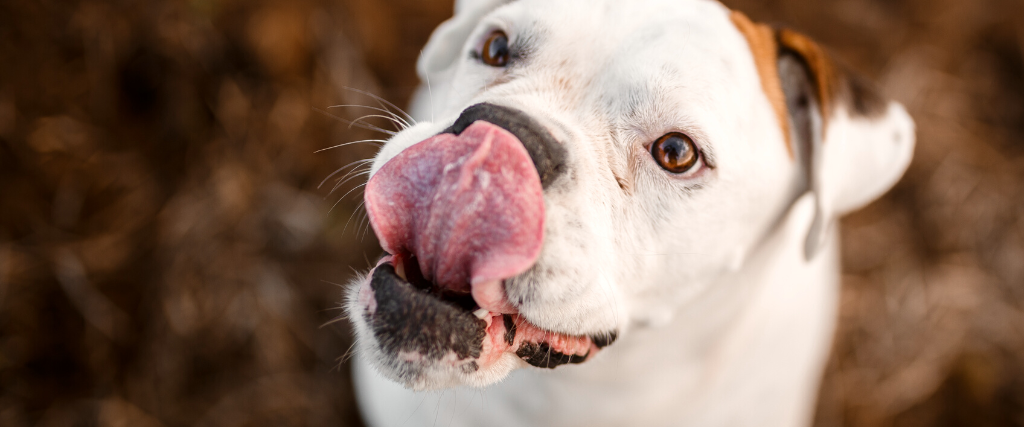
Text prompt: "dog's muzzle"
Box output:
[[354, 104, 613, 389]]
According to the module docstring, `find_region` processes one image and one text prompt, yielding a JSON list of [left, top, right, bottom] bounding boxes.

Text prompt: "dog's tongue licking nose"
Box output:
[[365, 121, 544, 313]]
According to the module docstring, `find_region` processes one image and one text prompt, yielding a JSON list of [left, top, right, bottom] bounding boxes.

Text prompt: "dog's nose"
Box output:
[[442, 103, 567, 188]]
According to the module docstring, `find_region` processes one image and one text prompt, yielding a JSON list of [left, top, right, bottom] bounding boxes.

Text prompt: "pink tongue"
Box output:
[[365, 121, 545, 309]]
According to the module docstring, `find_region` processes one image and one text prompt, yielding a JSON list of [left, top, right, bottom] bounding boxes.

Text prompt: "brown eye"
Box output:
[[481, 31, 510, 67], [651, 133, 700, 174]]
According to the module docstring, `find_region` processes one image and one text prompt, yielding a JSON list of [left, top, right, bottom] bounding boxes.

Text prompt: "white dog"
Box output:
[[345, 0, 914, 426]]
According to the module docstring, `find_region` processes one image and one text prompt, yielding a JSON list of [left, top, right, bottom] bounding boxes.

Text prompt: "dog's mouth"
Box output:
[[353, 118, 613, 389], [358, 253, 603, 373]]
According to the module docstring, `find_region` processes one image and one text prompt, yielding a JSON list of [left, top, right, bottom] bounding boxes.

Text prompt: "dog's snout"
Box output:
[[443, 103, 567, 188]]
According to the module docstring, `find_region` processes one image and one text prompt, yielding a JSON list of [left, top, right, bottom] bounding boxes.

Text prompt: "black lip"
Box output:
[[515, 342, 588, 369], [368, 262, 486, 363], [590, 331, 618, 349]]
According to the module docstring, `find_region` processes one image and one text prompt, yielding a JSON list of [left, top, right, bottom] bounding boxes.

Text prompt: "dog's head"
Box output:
[[346, 0, 914, 390]]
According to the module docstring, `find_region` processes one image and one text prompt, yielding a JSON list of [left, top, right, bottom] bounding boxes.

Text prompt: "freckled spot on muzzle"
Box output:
[[369, 264, 486, 363]]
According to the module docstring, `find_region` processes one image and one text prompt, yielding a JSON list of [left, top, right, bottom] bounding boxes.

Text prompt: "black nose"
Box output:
[[442, 103, 567, 188]]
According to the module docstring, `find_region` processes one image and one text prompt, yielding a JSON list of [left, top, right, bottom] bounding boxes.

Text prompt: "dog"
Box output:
[[344, 0, 915, 425]]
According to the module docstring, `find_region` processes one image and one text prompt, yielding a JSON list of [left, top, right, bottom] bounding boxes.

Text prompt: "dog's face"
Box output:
[[346, 0, 914, 391]]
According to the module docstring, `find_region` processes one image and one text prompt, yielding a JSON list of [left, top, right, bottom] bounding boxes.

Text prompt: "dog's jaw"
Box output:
[[348, 256, 609, 390]]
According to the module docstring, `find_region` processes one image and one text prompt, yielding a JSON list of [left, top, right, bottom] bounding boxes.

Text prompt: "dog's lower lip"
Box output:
[[366, 255, 605, 370]]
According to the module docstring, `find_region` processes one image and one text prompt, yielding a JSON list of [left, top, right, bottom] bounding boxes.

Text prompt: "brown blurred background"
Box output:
[[0, 0, 1022, 426]]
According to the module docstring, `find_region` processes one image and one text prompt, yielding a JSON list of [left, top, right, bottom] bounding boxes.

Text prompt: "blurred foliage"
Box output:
[[0, 0, 450, 425], [0, 0, 1022, 426]]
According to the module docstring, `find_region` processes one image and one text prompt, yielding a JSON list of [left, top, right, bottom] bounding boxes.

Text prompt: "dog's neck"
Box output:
[[353, 194, 841, 427]]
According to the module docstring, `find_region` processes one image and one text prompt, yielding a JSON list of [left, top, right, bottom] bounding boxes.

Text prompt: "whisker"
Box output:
[[425, 75, 435, 123], [403, 394, 431, 427], [313, 106, 396, 136], [327, 163, 368, 188], [340, 86, 416, 123], [314, 139, 388, 154], [546, 335, 553, 366], [318, 280, 349, 293], [342, 200, 367, 235], [359, 209, 373, 241], [328, 174, 368, 202], [328, 169, 371, 196], [321, 312, 350, 328], [319, 159, 374, 189], [328, 104, 414, 129], [337, 341, 359, 365], [325, 163, 371, 193], [349, 113, 407, 132], [329, 183, 366, 213]]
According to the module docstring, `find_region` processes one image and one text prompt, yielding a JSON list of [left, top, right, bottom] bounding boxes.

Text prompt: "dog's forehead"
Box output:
[[504, 0, 763, 127], [515, 0, 744, 66]]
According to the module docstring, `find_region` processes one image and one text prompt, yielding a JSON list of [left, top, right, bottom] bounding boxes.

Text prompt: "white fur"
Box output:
[[347, 0, 915, 425]]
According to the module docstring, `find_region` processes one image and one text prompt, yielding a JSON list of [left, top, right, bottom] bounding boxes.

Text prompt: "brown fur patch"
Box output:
[[730, 11, 793, 157], [777, 29, 889, 124]]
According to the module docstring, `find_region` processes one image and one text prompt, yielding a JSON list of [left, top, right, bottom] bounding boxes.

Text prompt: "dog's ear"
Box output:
[[730, 12, 915, 260], [417, 0, 506, 80], [775, 29, 915, 259]]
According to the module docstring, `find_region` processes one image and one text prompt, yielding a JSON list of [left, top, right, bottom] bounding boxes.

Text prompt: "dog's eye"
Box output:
[[651, 133, 700, 174], [481, 31, 510, 67]]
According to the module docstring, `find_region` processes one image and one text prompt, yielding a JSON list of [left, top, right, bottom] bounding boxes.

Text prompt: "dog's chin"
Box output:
[[350, 323, 525, 391], [346, 255, 607, 391]]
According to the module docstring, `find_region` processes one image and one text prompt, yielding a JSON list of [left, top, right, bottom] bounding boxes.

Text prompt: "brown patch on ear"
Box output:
[[776, 30, 838, 127], [731, 12, 889, 155], [730, 11, 793, 157], [777, 29, 888, 123]]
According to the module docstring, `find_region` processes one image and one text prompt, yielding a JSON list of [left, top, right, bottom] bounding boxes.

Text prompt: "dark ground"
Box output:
[[1, 0, 1023, 426]]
